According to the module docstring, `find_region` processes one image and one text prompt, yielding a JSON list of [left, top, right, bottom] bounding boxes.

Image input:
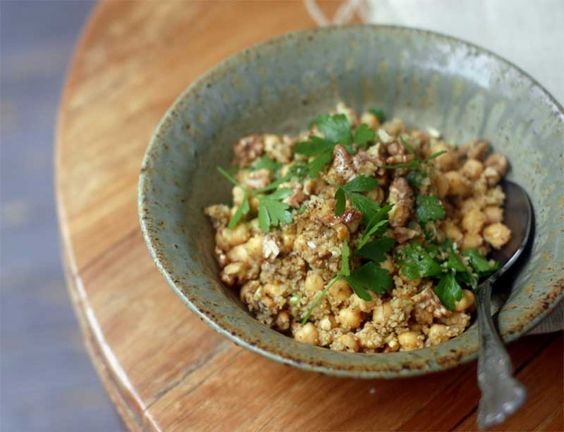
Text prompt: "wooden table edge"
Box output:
[[55, 3, 148, 431]]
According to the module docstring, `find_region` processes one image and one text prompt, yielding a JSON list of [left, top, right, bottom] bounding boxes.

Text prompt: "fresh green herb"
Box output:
[[357, 204, 392, 248], [406, 170, 427, 189], [257, 188, 293, 232], [346, 262, 393, 299], [348, 193, 381, 220], [357, 236, 395, 263], [301, 241, 351, 324], [287, 162, 309, 180], [334, 175, 379, 216], [369, 107, 386, 123], [462, 249, 500, 276], [434, 272, 464, 311], [227, 189, 250, 229], [217, 166, 239, 186], [397, 242, 442, 280], [400, 135, 416, 155], [251, 156, 281, 173], [384, 150, 447, 170], [307, 150, 334, 177], [353, 123, 375, 147], [294, 136, 334, 156], [415, 195, 446, 224], [289, 294, 300, 306], [335, 188, 347, 216], [314, 114, 352, 146]]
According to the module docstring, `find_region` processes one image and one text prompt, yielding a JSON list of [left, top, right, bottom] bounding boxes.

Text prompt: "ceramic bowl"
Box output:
[[139, 25, 563, 378]]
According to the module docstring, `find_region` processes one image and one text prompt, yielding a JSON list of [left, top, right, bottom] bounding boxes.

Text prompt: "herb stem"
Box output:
[[300, 276, 339, 325]]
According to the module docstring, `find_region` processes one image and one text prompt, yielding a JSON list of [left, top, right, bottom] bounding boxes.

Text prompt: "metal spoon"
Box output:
[[476, 180, 533, 429]]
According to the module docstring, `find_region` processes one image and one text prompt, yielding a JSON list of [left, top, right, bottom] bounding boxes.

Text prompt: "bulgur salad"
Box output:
[[205, 104, 511, 353]]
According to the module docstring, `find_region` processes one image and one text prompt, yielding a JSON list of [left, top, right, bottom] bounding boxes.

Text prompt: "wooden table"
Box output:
[[56, 2, 563, 430]]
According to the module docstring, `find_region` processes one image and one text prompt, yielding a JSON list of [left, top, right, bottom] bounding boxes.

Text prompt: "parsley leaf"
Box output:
[[251, 156, 281, 173], [335, 188, 346, 216], [334, 176, 379, 216], [357, 204, 392, 248], [342, 175, 379, 193], [307, 150, 333, 178], [257, 188, 293, 232], [294, 136, 334, 156], [357, 236, 395, 263], [348, 192, 381, 220], [353, 123, 375, 147], [462, 249, 500, 276], [406, 170, 427, 189], [434, 273, 463, 311], [397, 242, 442, 280], [416, 195, 446, 224], [314, 114, 352, 145], [369, 107, 386, 123], [346, 262, 393, 299]]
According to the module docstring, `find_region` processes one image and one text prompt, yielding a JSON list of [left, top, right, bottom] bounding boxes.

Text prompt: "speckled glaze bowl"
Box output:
[[139, 25, 563, 378]]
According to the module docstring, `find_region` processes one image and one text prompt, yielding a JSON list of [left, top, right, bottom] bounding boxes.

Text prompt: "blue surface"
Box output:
[[0, 2, 124, 431]]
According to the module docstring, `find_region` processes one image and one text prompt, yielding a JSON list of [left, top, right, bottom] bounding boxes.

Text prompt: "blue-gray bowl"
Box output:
[[139, 25, 563, 378]]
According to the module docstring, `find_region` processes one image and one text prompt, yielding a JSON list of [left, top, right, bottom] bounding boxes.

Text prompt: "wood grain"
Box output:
[[56, 1, 564, 431]]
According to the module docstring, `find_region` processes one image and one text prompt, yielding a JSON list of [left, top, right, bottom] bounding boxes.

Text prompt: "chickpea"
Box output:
[[221, 262, 247, 286], [264, 283, 284, 298], [484, 206, 503, 224], [319, 315, 336, 331], [461, 159, 484, 180], [367, 187, 385, 204], [219, 224, 250, 248], [482, 166, 501, 186], [227, 244, 249, 263], [462, 208, 487, 234], [386, 338, 400, 352], [460, 197, 483, 213], [431, 143, 458, 171], [275, 311, 290, 331], [466, 139, 490, 160], [433, 174, 450, 198], [455, 289, 475, 312], [485, 153, 508, 177], [360, 112, 380, 129], [483, 223, 511, 249], [244, 236, 263, 259], [428, 324, 450, 345], [337, 334, 360, 352], [445, 171, 471, 196], [294, 323, 319, 345], [444, 220, 463, 243], [384, 118, 405, 136], [328, 279, 352, 304], [304, 272, 324, 297], [338, 308, 363, 331], [240, 281, 258, 304], [461, 233, 483, 250], [232, 186, 244, 207], [398, 331, 421, 351], [373, 302, 393, 325]]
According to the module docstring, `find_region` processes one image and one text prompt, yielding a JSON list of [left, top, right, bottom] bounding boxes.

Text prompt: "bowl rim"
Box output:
[[139, 24, 564, 378]]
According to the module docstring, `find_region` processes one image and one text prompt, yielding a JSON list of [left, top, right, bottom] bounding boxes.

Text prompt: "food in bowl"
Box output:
[[205, 103, 511, 353]]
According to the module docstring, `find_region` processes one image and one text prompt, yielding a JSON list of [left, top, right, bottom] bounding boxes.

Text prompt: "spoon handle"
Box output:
[[476, 279, 527, 429]]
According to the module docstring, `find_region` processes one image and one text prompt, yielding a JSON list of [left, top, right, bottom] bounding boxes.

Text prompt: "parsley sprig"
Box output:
[[218, 166, 295, 232], [334, 175, 379, 216]]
